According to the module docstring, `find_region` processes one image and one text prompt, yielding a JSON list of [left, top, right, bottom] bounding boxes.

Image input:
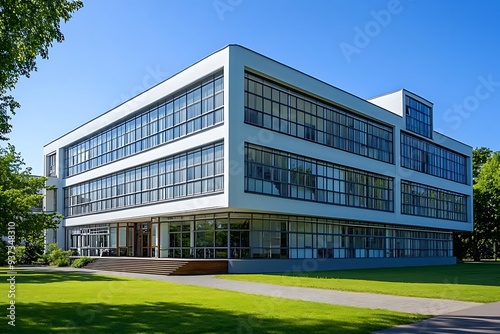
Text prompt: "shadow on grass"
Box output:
[[13, 301, 418, 334], [272, 263, 500, 287], [0, 270, 126, 284]]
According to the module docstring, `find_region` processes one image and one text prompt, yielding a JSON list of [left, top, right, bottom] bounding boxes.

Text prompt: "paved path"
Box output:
[[27, 266, 479, 316], [372, 302, 500, 334]]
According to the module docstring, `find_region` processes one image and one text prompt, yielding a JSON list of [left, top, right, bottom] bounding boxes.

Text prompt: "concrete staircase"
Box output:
[[82, 257, 227, 276]]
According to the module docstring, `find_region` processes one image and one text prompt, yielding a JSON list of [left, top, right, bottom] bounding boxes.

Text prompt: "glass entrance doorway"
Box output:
[[135, 223, 151, 257], [133, 222, 158, 257]]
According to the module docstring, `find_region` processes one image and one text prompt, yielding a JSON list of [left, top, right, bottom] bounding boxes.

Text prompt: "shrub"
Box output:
[[0, 234, 47, 265], [11, 236, 46, 265], [54, 256, 71, 267], [14, 246, 27, 264], [0, 240, 8, 265], [23, 236, 45, 264], [71, 257, 94, 268], [46, 243, 74, 267], [34, 256, 49, 265]]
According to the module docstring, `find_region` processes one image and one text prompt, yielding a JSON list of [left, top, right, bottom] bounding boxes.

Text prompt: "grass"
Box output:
[[0, 269, 425, 334], [218, 263, 500, 303]]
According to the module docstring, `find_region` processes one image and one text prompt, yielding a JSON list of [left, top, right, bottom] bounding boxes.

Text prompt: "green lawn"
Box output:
[[219, 263, 500, 303], [0, 269, 425, 334]]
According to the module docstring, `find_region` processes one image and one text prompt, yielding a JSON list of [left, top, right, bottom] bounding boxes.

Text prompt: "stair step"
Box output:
[[81, 258, 227, 276]]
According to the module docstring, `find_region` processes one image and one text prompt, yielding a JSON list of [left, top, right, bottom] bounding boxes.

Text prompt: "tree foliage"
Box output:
[[474, 152, 500, 258], [472, 147, 493, 182], [455, 148, 500, 261], [0, 0, 82, 260], [11, 233, 45, 264], [0, 144, 61, 245], [0, 0, 83, 139]]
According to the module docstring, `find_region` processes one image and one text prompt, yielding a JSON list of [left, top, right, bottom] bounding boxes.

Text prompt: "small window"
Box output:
[[405, 96, 432, 138], [47, 153, 57, 177]]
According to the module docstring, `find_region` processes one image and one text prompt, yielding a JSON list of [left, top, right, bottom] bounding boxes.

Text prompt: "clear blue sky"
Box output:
[[8, 0, 500, 176]]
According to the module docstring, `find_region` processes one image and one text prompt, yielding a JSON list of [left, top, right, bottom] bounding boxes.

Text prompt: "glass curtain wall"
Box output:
[[244, 72, 394, 163], [245, 143, 394, 212], [401, 132, 467, 184], [64, 142, 224, 217], [67, 213, 453, 259], [65, 71, 224, 177], [401, 180, 468, 222], [67, 222, 159, 257]]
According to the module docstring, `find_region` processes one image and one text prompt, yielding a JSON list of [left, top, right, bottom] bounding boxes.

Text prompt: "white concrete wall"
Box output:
[[368, 90, 404, 117]]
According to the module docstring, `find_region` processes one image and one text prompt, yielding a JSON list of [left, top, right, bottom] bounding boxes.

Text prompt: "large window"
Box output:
[[67, 225, 110, 257], [401, 132, 467, 184], [65, 71, 224, 177], [401, 180, 467, 222], [245, 143, 394, 212], [64, 142, 224, 217], [244, 72, 394, 163], [405, 96, 432, 138]]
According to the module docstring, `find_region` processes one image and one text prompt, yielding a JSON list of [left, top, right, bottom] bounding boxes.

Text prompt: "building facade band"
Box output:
[[43, 45, 472, 273]]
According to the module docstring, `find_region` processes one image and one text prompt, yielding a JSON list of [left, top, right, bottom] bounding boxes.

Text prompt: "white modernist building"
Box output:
[[43, 45, 472, 273]]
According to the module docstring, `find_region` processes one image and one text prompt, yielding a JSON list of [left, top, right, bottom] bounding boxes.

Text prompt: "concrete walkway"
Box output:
[[27, 266, 479, 316], [372, 302, 500, 334]]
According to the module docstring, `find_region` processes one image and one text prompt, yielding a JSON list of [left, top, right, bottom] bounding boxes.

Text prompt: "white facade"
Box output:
[[43, 45, 472, 270], [226, 47, 472, 232]]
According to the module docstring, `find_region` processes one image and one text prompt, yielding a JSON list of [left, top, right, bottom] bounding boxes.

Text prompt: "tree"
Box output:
[[0, 145, 61, 237], [472, 147, 493, 182], [455, 149, 500, 261], [0, 144, 61, 246], [473, 152, 500, 260], [0, 0, 82, 263], [0, 0, 83, 139]]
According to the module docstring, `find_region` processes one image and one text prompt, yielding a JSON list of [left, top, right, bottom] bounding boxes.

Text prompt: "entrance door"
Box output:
[[135, 223, 151, 257]]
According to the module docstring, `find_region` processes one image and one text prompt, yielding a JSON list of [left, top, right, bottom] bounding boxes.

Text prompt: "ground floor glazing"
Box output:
[[66, 212, 453, 259]]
